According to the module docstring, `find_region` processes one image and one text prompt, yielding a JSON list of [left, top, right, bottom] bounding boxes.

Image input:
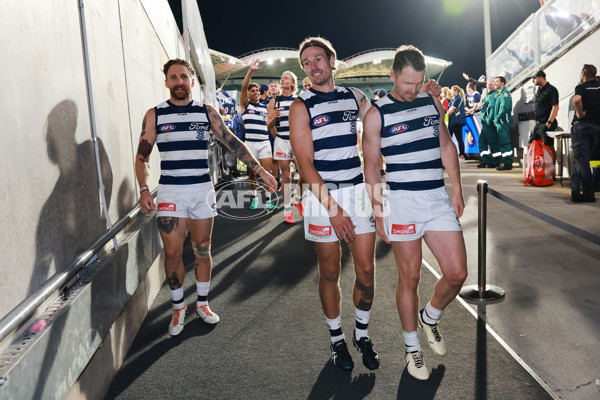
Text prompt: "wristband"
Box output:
[[140, 185, 149, 194], [253, 165, 264, 174]]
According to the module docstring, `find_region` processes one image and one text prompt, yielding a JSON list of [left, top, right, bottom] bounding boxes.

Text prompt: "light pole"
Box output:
[[483, 0, 492, 76]]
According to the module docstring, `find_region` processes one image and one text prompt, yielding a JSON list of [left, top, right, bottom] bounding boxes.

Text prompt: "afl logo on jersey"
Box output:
[[313, 115, 330, 127], [390, 123, 409, 134], [160, 124, 175, 132]]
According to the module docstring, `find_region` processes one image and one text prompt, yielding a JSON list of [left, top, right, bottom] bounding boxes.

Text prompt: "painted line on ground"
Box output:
[[421, 258, 560, 400]]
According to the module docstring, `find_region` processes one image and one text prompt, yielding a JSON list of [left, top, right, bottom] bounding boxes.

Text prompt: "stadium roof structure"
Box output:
[[211, 47, 452, 94]]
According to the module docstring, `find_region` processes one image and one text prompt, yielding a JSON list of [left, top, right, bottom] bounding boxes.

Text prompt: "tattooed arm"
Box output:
[[135, 108, 157, 214], [206, 105, 277, 193]]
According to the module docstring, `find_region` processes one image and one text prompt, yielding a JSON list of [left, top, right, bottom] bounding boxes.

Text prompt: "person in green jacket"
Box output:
[[493, 76, 514, 170], [478, 80, 501, 168]]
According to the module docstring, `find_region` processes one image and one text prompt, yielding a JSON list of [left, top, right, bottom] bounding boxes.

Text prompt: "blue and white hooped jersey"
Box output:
[[242, 102, 269, 142], [274, 94, 297, 141], [299, 87, 363, 187], [154, 100, 212, 188], [374, 93, 444, 193]]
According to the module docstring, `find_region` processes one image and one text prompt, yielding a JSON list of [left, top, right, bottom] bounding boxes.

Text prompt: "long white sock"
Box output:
[[422, 301, 442, 325], [325, 315, 344, 343], [354, 308, 371, 340], [170, 287, 184, 309], [196, 281, 210, 306], [403, 330, 421, 352]]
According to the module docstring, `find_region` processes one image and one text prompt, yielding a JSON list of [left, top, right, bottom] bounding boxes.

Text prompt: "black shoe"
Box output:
[[571, 192, 596, 202], [330, 339, 354, 370], [496, 164, 512, 171], [477, 164, 487, 168], [352, 332, 380, 370], [486, 164, 498, 168]]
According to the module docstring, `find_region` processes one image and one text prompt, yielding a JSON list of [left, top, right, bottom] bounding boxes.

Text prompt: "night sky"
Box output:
[[170, 0, 540, 87]]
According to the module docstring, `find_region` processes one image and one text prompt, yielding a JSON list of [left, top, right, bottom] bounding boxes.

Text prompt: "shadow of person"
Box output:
[[76, 179, 134, 399], [30, 99, 113, 398], [307, 361, 376, 400], [29, 99, 113, 296], [396, 364, 445, 399]]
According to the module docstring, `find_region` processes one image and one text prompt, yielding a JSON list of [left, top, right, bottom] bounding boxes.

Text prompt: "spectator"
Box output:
[[462, 73, 486, 93], [539, 0, 584, 42], [259, 84, 270, 105], [447, 85, 467, 163], [300, 76, 312, 95], [465, 82, 481, 115]]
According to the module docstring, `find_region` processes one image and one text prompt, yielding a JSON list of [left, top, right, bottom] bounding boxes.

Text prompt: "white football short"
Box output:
[[273, 137, 294, 161], [245, 140, 272, 160], [304, 183, 376, 242], [383, 188, 461, 241], [156, 181, 217, 219]]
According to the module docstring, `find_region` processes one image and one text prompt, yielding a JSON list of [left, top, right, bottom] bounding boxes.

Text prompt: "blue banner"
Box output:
[[462, 115, 481, 154], [217, 90, 237, 115]]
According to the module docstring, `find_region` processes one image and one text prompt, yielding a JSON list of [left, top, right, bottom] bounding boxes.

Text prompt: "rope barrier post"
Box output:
[[460, 180, 506, 304]]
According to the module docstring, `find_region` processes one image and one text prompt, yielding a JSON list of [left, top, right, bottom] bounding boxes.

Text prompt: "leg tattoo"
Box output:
[[355, 279, 374, 311], [167, 272, 181, 289], [158, 217, 179, 234]]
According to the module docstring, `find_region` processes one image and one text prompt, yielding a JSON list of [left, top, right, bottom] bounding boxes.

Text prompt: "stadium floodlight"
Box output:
[[483, 0, 492, 74]]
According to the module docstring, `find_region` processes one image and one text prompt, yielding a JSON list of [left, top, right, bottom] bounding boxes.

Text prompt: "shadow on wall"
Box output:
[[29, 99, 113, 296]]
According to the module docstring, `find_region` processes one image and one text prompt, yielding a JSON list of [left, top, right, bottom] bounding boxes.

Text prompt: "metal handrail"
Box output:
[[0, 193, 155, 343]]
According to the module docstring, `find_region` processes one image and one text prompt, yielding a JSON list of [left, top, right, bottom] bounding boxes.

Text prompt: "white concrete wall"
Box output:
[[0, 0, 214, 320], [0, 0, 94, 318]]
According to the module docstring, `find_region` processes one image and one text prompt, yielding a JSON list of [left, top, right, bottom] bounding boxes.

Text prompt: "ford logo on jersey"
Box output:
[[313, 115, 330, 127], [390, 123, 409, 134], [160, 124, 176, 132]]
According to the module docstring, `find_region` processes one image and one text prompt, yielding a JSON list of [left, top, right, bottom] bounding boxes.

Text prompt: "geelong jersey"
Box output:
[[242, 102, 269, 142], [374, 93, 444, 193], [154, 100, 212, 188], [274, 94, 296, 141], [299, 87, 363, 187]]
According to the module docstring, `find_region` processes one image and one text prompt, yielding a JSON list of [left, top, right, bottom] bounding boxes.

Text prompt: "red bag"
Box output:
[[524, 139, 555, 186]]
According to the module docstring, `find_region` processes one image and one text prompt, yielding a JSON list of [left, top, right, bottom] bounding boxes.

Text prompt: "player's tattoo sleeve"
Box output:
[[140, 116, 146, 137], [137, 139, 153, 160], [208, 107, 259, 171]]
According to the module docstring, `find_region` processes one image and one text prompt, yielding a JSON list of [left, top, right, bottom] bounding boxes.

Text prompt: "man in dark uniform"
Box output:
[[571, 64, 600, 202], [529, 70, 559, 163]]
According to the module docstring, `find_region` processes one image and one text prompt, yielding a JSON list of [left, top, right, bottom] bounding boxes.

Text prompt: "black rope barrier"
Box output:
[[487, 187, 600, 247]]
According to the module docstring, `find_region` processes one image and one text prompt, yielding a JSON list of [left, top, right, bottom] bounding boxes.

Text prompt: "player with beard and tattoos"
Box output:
[[136, 59, 276, 336]]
